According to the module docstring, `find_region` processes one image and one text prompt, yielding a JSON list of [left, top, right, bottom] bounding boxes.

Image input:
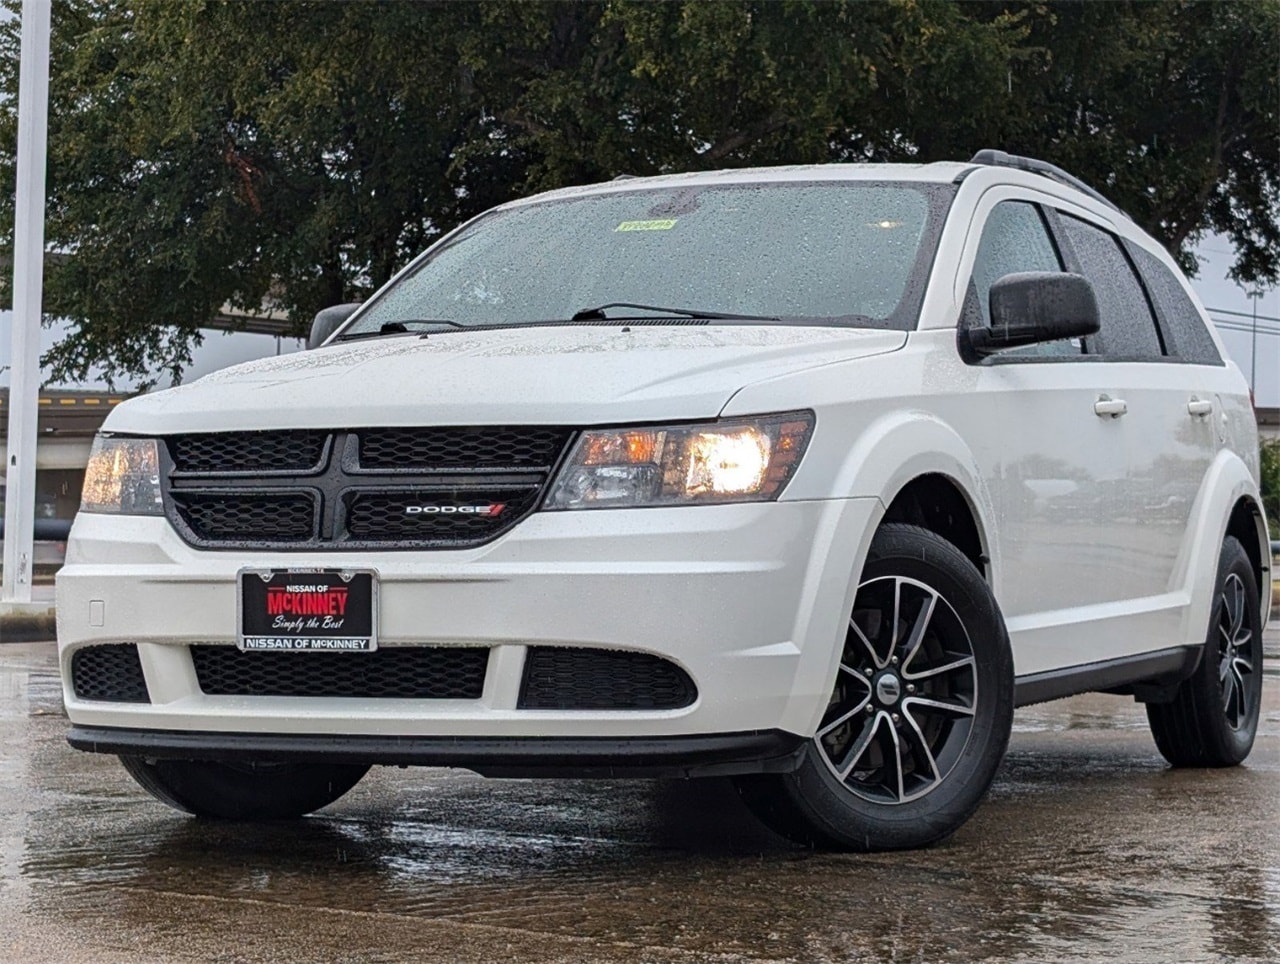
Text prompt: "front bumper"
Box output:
[[57, 498, 880, 748], [66, 726, 807, 778]]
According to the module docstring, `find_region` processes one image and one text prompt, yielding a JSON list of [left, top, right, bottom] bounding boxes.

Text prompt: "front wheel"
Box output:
[[735, 524, 1014, 851], [119, 756, 370, 819]]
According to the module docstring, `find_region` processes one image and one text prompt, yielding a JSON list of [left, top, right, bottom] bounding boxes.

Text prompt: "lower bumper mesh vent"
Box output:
[[518, 647, 697, 710], [71, 644, 150, 703], [191, 645, 489, 699]]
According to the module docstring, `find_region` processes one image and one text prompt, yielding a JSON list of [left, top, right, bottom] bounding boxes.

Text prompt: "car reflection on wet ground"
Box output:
[[2, 640, 1277, 963]]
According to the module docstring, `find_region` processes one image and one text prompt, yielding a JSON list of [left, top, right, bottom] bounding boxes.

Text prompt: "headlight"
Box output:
[[545, 412, 814, 510], [80, 436, 163, 515]]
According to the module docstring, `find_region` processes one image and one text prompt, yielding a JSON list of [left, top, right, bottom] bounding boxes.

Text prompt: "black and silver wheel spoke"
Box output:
[[900, 590, 940, 671], [818, 696, 871, 740], [834, 712, 884, 780], [1221, 665, 1237, 714], [903, 654, 975, 683], [849, 620, 886, 671], [903, 695, 976, 719], [1226, 575, 1246, 638], [816, 575, 979, 805], [899, 708, 942, 787], [1216, 573, 1258, 731]]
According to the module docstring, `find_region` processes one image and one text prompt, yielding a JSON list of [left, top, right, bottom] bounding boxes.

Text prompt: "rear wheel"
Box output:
[[1146, 536, 1262, 767], [736, 524, 1013, 851], [119, 756, 369, 819]]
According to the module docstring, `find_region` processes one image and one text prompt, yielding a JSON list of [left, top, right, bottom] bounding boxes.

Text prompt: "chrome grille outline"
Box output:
[[159, 427, 574, 551]]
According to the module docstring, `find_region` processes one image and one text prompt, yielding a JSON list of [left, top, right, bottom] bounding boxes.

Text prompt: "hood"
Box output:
[[105, 325, 905, 434]]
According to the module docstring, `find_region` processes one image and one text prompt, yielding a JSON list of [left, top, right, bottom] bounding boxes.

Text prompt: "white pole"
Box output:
[[2, 0, 52, 607], [1250, 292, 1259, 396]]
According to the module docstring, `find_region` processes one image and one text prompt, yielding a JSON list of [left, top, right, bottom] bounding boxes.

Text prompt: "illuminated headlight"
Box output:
[[80, 436, 163, 515], [545, 412, 814, 510]]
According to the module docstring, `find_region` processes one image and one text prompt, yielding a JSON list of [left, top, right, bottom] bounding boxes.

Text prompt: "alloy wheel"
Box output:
[[1217, 572, 1257, 731], [815, 575, 979, 804]]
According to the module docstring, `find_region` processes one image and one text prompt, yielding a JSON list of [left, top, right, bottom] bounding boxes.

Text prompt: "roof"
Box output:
[[502, 161, 975, 211]]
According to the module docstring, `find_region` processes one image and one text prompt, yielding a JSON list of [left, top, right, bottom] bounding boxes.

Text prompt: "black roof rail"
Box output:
[[967, 149, 1127, 218]]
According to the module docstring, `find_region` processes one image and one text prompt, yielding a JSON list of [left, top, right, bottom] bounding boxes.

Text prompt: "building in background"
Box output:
[[0, 387, 124, 520]]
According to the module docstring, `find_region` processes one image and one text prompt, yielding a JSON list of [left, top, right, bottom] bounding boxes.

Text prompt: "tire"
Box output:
[[735, 523, 1014, 851], [1146, 536, 1263, 767], [118, 756, 370, 819]]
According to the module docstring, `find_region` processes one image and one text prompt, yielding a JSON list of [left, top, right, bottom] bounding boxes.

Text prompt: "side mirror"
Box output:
[[964, 272, 1100, 357], [308, 303, 362, 349]]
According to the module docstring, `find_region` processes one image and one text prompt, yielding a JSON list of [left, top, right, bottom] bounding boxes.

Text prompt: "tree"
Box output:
[[0, 0, 1276, 386], [1260, 438, 1280, 537]]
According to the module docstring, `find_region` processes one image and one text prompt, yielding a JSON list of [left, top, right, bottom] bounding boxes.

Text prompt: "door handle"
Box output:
[[1094, 395, 1128, 418], [1187, 398, 1213, 417]]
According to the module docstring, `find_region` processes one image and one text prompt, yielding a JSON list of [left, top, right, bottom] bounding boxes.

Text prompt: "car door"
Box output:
[[954, 196, 1144, 676], [1047, 212, 1217, 642]]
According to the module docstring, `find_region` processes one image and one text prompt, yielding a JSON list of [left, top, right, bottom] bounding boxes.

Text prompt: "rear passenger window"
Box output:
[[968, 201, 1080, 357], [1128, 244, 1223, 365], [1056, 216, 1164, 360]]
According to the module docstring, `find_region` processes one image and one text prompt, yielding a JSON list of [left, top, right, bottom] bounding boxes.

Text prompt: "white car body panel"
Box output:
[[106, 326, 906, 433], [56, 160, 1267, 757], [58, 499, 879, 739]]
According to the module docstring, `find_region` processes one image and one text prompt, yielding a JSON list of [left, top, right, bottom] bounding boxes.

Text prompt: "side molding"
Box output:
[[1014, 646, 1199, 707]]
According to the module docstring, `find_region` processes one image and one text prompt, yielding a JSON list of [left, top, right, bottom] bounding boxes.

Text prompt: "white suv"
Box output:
[[56, 151, 1267, 850]]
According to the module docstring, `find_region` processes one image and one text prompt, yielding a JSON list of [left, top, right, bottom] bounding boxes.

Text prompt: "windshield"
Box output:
[[344, 180, 954, 335]]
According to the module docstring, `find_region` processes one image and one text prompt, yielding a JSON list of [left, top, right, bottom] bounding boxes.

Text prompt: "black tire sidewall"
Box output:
[[1189, 538, 1262, 762], [120, 756, 369, 819]]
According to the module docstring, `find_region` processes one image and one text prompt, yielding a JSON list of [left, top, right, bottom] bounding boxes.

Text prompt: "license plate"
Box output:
[[238, 569, 377, 652]]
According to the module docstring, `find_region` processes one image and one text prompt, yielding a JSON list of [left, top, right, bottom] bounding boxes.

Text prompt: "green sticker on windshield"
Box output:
[[615, 219, 677, 232]]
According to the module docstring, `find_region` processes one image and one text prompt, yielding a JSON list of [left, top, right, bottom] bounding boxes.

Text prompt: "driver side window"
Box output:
[[968, 201, 1081, 357]]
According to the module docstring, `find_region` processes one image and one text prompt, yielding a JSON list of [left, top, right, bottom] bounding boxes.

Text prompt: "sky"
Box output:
[[2, 233, 1278, 403], [1191, 240, 1280, 406]]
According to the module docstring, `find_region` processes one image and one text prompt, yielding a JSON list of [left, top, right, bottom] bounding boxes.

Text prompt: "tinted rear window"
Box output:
[[1128, 244, 1223, 365], [1057, 215, 1164, 360]]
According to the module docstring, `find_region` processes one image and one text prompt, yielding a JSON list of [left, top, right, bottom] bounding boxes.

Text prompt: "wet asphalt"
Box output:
[[1, 640, 1277, 963]]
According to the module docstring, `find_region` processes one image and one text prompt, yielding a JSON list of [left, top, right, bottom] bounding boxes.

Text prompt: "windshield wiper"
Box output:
[[570, 302, 780, 322], [335, 319, 463, 341]]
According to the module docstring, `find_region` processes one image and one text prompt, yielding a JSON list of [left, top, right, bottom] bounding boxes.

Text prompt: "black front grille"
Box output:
[[345, 486, 543, 542], [71, 645, 149, 703], [359, 428, 570, 470], [191, 645, 489, 699], [518, 648, 697, 710], [159, 427, 572, 550], [172, 492, 316, 543], [170, 431, 327, 473]]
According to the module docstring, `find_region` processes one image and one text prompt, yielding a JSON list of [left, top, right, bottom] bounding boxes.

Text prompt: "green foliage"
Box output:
[[0, 0, 1277, 386], [1260, 438, 1280, 538]]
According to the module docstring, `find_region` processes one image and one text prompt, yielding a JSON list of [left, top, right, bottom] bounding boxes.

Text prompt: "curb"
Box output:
[[0, 610, 57, 644]]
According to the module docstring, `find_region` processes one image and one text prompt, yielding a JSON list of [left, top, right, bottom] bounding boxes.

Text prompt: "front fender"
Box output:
[[789, 409, 1000, 595]]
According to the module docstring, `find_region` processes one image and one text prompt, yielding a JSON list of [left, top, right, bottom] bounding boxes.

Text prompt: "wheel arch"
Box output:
[[827, 412, 999, 589], [1224, 495, 1268, 606], [1178, 451, 1270, 644], [882, 474, 989, 579]]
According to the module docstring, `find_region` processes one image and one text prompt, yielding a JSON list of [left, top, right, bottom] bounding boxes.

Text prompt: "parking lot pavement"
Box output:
[[2, 641, 1277, 964]]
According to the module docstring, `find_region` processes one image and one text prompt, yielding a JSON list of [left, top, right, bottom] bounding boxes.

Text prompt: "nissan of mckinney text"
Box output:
[[57, 151, 1266, 850]]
